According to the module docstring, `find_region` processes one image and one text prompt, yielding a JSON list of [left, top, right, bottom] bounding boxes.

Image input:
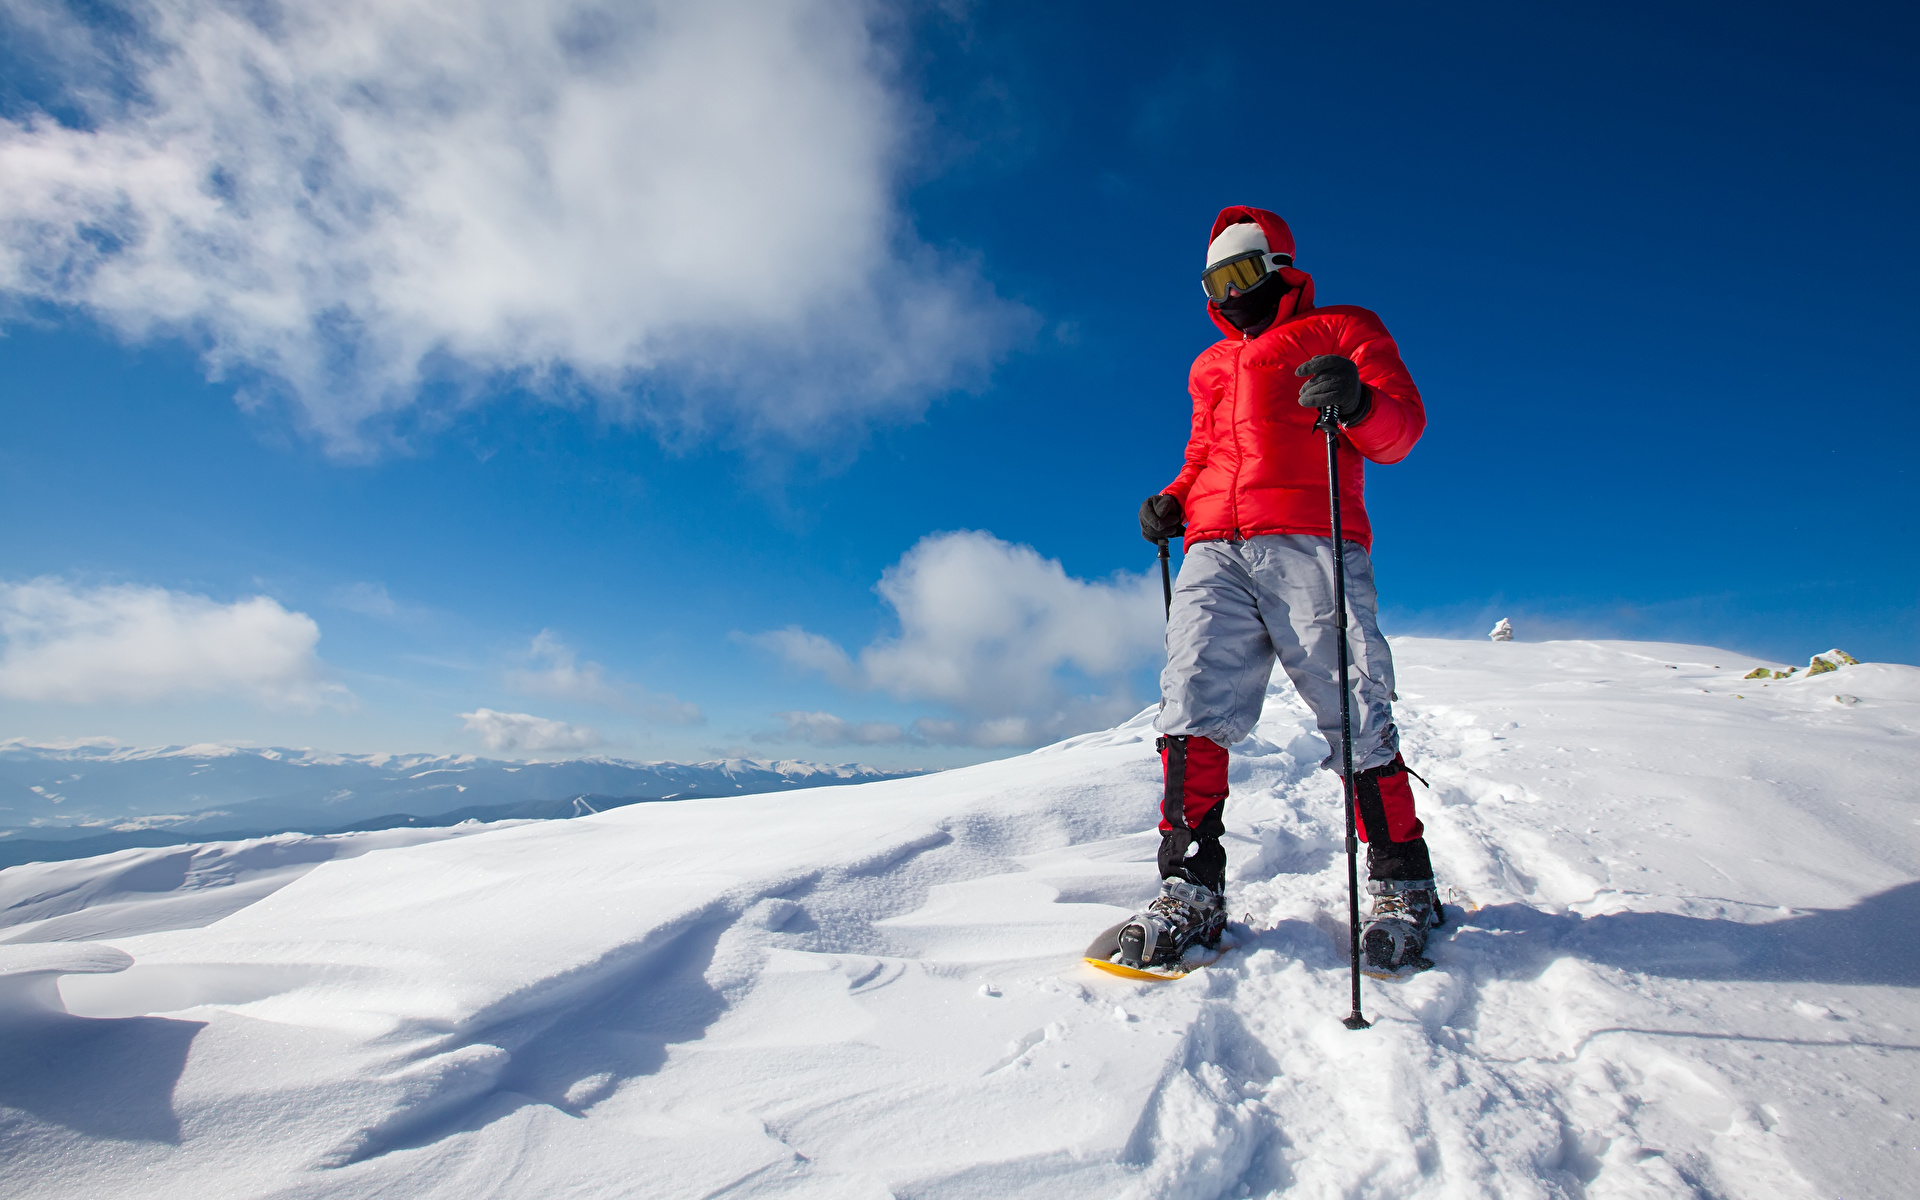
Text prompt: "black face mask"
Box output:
[[1213, 270, 1290, 336]]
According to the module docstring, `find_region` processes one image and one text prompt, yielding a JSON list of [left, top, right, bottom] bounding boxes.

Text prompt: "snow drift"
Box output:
[[1, 637, 1916, 1198]]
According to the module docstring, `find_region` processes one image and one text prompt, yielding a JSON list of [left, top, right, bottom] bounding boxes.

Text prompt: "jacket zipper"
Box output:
[[1230, 331, 1250, 540]]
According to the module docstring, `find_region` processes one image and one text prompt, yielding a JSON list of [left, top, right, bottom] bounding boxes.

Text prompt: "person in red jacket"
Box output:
[[1112, 206, 1436, 973]]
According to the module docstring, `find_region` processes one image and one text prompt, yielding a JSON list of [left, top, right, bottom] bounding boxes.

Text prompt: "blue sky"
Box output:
[[0, 0, 1914, 767]]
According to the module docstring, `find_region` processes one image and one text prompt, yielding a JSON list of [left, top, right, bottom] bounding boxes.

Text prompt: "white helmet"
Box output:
[[1202, 221, 1293, 300]]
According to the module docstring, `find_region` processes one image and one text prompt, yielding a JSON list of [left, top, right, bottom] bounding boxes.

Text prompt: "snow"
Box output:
[[0, 826, 514, 945], [2, 637, 1917, 1198]]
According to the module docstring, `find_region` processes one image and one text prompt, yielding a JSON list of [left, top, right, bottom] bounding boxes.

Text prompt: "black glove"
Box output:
[[1139, 493, 1184, 543], [1295, 354, 1372, 425]]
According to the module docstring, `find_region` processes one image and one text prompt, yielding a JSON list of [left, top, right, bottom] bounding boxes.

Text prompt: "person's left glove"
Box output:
[[1139, 494, 1185, 543], [1295, 354, 1372, 424]]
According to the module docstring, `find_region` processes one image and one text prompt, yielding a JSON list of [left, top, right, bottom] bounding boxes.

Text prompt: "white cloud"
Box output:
[[754, 531, 1165, 746], [0, 0, 1026, 454], [907, 715, 1042, 748], [746, 628, 858, 686], [506, 630, 626, 707], [0, 578, 344, 707], [459, 707, 603, 754], [506, 629, 702, 724], [764, 708, 1052, 749], [768, 710, 905, 746], [331, 581, 401, 619]]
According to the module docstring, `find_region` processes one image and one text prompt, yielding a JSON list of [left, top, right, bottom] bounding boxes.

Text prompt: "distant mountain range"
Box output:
[[0, 742, 924, 869]]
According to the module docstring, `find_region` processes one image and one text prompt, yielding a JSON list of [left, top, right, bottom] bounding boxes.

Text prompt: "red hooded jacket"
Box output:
[[1165, 207, 1425, 552]]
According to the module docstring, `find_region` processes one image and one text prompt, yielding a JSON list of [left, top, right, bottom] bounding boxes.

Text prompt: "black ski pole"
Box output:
[[1324, 405, 1371, 1032], [1156, 538, 1173, 621]]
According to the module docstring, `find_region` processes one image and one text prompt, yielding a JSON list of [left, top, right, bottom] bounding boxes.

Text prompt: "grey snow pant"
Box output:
[[1154, 534, 1400, 774]]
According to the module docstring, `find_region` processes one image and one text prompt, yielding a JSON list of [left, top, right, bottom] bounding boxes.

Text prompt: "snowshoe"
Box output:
[[1114, 876, 1226, 970], [1360, 878, 1443, 975]]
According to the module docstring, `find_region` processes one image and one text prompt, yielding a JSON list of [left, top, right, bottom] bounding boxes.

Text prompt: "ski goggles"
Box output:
[[1201, 250, 1292, 301]]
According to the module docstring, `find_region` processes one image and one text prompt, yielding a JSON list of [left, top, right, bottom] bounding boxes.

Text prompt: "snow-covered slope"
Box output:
[[2, 638, 1916, 1199]]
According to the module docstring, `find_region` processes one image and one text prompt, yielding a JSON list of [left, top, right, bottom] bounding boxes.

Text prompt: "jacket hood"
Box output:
[[1206, 205, 1314, 338]]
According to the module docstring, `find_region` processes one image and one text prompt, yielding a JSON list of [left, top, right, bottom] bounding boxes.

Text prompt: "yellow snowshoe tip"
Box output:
[[1082, 956, 1195, 981]]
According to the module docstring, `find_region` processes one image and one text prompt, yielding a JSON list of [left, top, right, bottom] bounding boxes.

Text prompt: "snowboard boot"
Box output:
[[1116, 875, 1227, 969], [1361, 878, 1443, 971]]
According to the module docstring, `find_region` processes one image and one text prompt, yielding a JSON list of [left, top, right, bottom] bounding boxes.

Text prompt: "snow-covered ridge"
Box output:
[[1, 638, 1916, 1198], [1, 740, 904, 776], [0, 742, 922, 850]]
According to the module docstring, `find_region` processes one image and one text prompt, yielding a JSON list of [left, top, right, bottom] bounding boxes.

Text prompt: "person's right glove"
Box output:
[[1139, 493, 1185, 543]]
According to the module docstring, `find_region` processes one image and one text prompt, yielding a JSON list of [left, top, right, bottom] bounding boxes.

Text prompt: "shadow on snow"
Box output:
[[1459, 880, 1920, 989], [0, 1011, 205, 1144]]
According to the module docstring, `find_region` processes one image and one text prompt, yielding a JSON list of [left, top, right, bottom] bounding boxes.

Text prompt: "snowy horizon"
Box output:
[[0, 736, 920, 771], [0, 741, 930, 868]]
